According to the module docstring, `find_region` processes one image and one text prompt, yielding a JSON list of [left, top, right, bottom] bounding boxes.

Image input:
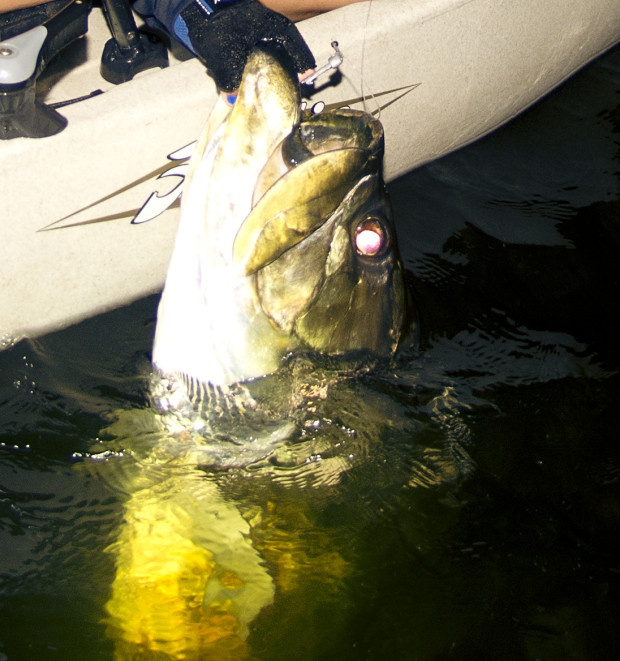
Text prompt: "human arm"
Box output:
[[258, 0, 365, 23]]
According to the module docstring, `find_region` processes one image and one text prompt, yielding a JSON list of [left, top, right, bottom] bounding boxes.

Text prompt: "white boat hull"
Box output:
[[1, 0, 619, 345]]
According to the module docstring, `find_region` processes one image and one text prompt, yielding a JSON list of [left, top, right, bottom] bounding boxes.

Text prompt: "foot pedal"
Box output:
[[0, 0, 91, 140], [100, 0, 168, 85]]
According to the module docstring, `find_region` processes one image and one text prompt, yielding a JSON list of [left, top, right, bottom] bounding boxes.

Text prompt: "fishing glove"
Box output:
[[134, 0, 316, 92]]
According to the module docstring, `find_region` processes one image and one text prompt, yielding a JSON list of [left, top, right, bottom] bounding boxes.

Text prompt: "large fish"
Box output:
[[103, 49, 413, 660], [152, 48, 408, 390]]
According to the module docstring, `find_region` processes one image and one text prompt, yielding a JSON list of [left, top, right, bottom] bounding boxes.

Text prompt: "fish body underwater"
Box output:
[[152, 48, 408, 390], [103, 49, 415, 660]]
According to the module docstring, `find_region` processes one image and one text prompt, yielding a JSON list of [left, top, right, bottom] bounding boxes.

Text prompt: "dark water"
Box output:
[[2, 46, 619, 660]]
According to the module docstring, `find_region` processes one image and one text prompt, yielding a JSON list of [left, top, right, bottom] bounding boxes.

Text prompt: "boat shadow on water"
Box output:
[[1, 46, 619, 661]]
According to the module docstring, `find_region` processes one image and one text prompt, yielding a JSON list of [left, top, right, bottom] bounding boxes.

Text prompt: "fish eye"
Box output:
[[354, 217, 390, 257]]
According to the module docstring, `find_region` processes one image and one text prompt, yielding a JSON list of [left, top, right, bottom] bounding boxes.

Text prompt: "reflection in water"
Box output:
[[91, 347, 473, 658], [1, 46, 619, 660], [103, 469, 272, 659]]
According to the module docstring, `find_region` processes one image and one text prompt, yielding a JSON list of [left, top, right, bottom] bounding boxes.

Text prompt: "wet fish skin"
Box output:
[[153, 49, 408, 388]]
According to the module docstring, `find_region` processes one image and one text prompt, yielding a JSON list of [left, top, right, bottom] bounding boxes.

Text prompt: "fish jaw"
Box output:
[[152, 51, 302, 387]]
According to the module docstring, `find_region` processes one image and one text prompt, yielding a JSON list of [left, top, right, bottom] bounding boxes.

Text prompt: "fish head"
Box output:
[[153, 49, 410, 388], [244, 106, 407, 358]]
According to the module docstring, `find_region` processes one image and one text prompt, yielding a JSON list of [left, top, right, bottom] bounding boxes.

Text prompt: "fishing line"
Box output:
[[360, 0, 379, 116], [339, 0, 381, 118]]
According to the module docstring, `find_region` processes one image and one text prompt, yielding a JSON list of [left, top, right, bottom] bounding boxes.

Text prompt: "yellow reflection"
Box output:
[[103, 472, 272, 660]]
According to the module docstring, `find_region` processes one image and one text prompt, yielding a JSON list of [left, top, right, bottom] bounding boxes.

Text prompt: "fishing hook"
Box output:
[[302, 41, 344, 85]]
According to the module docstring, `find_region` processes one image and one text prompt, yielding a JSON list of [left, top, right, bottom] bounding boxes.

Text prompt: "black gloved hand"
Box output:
[[178, 0, 316, 92]]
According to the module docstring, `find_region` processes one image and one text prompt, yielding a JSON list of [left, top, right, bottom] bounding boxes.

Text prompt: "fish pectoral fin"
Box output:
[[233, 149, 367, 275]]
